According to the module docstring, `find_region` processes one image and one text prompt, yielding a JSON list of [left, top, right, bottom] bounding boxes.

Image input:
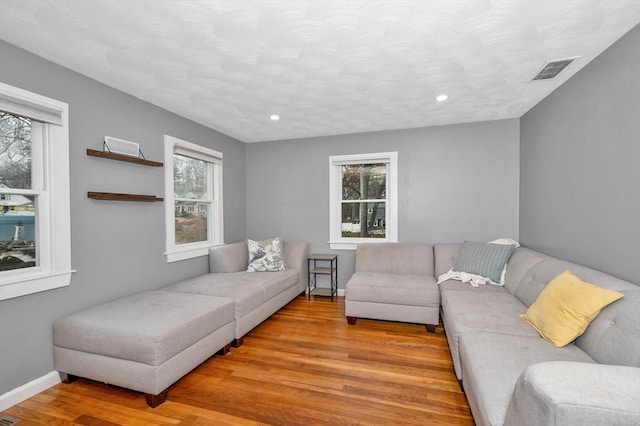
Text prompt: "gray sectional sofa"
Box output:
[[344, 241, 639, 426], [53, 237, 640, 421], [53, 240, 308, 406], [435, 243, 640, 426]]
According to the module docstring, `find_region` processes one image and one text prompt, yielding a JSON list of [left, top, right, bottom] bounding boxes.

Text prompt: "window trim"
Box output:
[[0, 83, 73, 300], [328, 151, 398, 250], [164, 135, 224, 262]]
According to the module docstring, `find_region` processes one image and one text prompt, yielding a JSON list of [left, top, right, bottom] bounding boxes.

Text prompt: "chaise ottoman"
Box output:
[[53, 290, 235, 407]]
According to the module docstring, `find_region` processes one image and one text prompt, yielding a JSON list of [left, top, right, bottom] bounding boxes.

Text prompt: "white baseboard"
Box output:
[[0, 371, 61, 411]]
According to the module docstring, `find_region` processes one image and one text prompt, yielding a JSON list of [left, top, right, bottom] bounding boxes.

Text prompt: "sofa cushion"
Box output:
[[576, 289, 640, 367], [502, 247, 550, 296], [513, 257, 636, 308], [505, 362, 640, 426], [354, 243, 434, 275], [440, 283, 539, 379], [510, 255, 640, 365], [247, 237, 286, 272], [460, 332, 595, 426], [53, 291, 235, 366], [209, 241, 248, 273], [520, 270, 624, 347], [434, 243, 462, 278], [163, 269, 299, 318], [346, 271, 439, 307]]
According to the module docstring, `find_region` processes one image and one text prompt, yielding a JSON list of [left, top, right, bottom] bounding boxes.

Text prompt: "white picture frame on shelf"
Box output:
[[104, 136, 139, 158]]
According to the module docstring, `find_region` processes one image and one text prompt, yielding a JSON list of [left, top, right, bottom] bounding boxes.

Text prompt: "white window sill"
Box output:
[[329, 242, 359, 250], [328, 239, 396, 250], [165, 243, 223, 263], [0, 269, 75, 301]]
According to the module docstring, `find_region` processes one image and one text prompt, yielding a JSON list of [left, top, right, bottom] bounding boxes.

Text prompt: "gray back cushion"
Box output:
[[355, 243, 434, 275], [282, 241, 310, 287], [512, 252, 640, 367], [209, 241, 248, 273], [513, 258, 573, 307], [577, 290, 640, 367], [503, 248, 550, 295], [434, 243, 462, 278]]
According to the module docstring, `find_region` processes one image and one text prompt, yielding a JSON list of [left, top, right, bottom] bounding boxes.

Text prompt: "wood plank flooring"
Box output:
[[2, 296, 473, 425]]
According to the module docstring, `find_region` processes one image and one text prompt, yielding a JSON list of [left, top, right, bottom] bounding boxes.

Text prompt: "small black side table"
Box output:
[[307, 254, 338, 302]]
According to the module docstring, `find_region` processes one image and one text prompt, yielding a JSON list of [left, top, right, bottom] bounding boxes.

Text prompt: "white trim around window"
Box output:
[[0, 83, 73, 300], [328, 151, 398, 250], [164, 135, 224, 262]]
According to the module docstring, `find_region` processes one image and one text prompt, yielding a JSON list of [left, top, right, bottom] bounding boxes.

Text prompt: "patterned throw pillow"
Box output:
[[247, 237, 286, 272]]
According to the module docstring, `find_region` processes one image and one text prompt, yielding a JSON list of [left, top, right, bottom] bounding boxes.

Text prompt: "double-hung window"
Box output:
[[329, 152, 398, 250], [164, 135, 223, 262], [0, 83, 72, 300]]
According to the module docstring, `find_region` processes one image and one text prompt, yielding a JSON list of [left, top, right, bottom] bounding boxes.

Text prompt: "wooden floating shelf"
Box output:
[[87, 149, 163, 167], [88, 192, 164, 202]]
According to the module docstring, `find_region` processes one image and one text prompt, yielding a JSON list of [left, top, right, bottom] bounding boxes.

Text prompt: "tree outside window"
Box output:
[[164, 135, 223, 262], [329, 152, 398, 250], [341, 163, 387, 238], [0, 112, 36, 272], [173, 154, 209, 244], [0, 82, 72, 300]]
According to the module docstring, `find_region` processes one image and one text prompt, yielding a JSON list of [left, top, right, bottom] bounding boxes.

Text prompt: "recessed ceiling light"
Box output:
[[270, 114, 280, 121], [436, 94, 448, 102]]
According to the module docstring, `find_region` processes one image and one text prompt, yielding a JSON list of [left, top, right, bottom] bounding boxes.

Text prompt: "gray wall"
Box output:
[[0, 41, 247, 394], [246, 120, 520, 287], [520, 25, 640, 285]]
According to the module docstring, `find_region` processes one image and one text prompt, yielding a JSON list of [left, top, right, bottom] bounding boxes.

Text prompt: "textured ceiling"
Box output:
[[0, 1, 639, 143]]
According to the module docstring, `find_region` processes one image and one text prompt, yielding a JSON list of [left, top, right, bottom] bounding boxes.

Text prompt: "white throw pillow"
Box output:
[[247, 237, 286, 272]]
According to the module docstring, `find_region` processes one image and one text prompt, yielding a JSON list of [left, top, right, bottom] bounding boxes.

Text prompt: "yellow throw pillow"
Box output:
[[520, 270, 624, 347]]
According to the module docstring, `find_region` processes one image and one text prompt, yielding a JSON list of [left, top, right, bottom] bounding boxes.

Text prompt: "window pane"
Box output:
[[173, 154, 208, 199], [341, 163, 386, 200], [0, 194, 36, 271], [175, 201, 208, 244], [0, 112, 32, 190], [341, 202, 386, 238]]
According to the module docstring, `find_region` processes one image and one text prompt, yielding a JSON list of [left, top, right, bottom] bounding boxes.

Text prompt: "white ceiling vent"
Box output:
[[533, 58, 580, 80]]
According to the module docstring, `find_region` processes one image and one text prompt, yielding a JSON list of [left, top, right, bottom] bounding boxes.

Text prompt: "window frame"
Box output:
[[164, 135, 223, 262], [0, 83, 73, 300], [328, 151, 398, 250]]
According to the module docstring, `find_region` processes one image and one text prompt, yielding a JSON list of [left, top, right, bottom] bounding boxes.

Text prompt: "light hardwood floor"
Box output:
[[2, 296, 473, 425]]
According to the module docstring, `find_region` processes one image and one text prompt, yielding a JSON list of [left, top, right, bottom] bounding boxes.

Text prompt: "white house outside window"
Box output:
[[164, 135, 223, 262], [329, 152, 398, 250], [0, 83, 72, 300]]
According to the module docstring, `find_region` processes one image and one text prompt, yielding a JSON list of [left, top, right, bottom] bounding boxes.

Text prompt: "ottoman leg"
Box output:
[[425, 324, 437, 333], [145, 389, 168, 408], [232, 337, 244, 348], [346, 316, 357, 325]]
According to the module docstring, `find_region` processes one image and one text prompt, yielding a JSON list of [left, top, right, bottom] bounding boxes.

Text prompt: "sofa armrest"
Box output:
[[283, 241, 310, 291], [209, 241, 248, 273], [505, 361, 640, 426]]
